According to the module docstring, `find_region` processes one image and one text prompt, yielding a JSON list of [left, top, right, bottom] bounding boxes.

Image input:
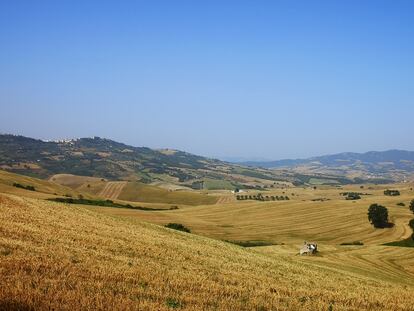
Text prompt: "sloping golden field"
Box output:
[[49, 174, 106, 188], [86, 184, 414, 245], [50, 174, 219, 206], [1, 189, 414, 310], [0, 170, 84, 199]]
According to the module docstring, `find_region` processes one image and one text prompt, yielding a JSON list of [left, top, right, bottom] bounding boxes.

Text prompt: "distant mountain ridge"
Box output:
[[240, 150, 414, 174]]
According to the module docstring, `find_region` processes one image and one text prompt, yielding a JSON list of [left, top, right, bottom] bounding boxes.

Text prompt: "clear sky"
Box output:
[[0, 1, 413, 160]]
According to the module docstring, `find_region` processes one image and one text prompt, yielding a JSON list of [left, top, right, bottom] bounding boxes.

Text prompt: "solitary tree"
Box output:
[[368, 204, 389, 228], [409, 199, 414, 214], [409, 218, 414, 231]]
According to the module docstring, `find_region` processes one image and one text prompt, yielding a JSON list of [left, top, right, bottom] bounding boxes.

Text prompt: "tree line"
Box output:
[[236, 193, 289, 201]]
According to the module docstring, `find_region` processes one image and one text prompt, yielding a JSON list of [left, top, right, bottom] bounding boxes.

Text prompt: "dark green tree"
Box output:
[[368, 204, 389, 228], [409, 199, 414, 214], [409, 218, 414, 230]]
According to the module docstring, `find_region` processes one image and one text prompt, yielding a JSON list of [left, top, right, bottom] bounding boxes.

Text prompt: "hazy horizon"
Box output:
[[1, 1, 414, 159]]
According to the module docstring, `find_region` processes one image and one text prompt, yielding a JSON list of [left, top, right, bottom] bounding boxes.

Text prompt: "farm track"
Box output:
[[98, 181, 127, 200]]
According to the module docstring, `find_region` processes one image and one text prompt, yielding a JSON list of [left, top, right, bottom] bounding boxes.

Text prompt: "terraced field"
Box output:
[[1, 193, 414, 310], [98, 181, 127, 200]]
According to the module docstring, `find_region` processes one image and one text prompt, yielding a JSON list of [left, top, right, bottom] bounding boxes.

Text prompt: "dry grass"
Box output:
[[0, 170, 83, 199], [49, 173, 105, 188], [1, 193, 414, 310], [52, 174, 218, 206], [89, 184, 414, 245], [98, 181, 127, 200]]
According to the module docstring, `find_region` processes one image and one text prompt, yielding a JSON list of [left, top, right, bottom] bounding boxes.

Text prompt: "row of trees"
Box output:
[[13, 182, 35, 191], [384, 189, 400, 196], [236, 194, 289, 201], [344, 193, 361, 200]]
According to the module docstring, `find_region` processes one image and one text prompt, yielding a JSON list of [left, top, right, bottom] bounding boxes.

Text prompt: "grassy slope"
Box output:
[[89, 184, 414, 245], [49, 173, 105, 188], [1, 193, 414, 311], [203, 178, 235, 190], [117, 181, 218, 205], [0, 170, 84, 199], [49, 173, 219, 206]]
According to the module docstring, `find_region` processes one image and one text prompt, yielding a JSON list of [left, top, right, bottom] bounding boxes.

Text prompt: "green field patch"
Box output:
[[203, 178, 235, 190], [384, 238, 414, 248], [308, 178, 339, 185], [118, 182, 217, 205]]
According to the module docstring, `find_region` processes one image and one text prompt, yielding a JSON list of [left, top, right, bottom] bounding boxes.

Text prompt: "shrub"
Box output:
[[345, 193, 361, 200], [384, 189, 400, 196], [12, 183, 35, 191], [340, 241, 364, 246], [165, 223, 191, 233], [165, 298, 181, 309], [47, 198, 162, 211], [368, 204, 389, 228], [225, 240, 273, 247], [396, 202, 405, 207]]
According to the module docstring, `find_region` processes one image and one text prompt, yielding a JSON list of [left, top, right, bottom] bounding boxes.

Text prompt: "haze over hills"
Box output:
[[240, 150, 414, 168], [239, 150, 414, 181]]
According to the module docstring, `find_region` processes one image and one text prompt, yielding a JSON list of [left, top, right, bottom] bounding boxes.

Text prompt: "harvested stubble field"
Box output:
[[87, 184, 414, 245], [1, 190, 414, 310]]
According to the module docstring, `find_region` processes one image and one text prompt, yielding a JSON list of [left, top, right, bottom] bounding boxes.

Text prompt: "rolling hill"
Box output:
[[1, 192, 414, 310], [0, 134, 404, 188], [0, 134, 287, 187], [49, 174, 218, 206]]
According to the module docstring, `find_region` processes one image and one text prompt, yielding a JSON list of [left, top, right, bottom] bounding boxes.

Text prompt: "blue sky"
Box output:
[[0, 1, 413, 160]]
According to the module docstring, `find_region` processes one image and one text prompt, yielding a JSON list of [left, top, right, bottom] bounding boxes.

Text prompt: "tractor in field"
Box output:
[[299, 241, 318, 255]]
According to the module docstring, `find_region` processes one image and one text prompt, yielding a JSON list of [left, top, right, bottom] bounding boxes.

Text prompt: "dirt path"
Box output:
[[99, 181, 127, 200]]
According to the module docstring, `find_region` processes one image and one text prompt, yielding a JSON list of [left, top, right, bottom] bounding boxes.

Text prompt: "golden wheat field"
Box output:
[[86, 183, 414, 245], [1, 180, 414, 310]]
